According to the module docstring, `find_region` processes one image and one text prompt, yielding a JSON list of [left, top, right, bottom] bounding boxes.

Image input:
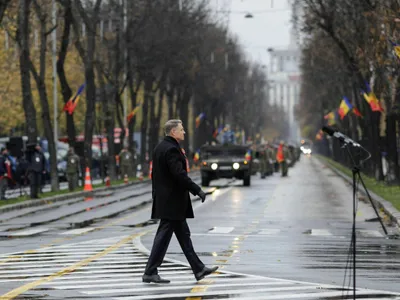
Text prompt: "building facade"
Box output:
[[267, 25, 301, 143]]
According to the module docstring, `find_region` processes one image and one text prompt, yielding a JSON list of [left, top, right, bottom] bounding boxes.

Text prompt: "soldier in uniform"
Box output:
[[66, 146, 80, 191], [276, 141, 289, 177], [258, 144, 268, 179], [119, 146, 133, 178], [221, 124, 236, 145], [265, 142, 274, 176], [28, 144, 46, 199]]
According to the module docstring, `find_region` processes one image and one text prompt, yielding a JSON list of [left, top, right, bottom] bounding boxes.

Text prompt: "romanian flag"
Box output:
[[193, 150, 200, 162], [324, 111, 337, 126], [352, 107, 362, 117], [195, 113, 205, 128], [390, 40, 400, 59], [337, 97, 352, 120], [245, 150, 251, 161], [63, 83, 85, 115], [362, 83, 384, 112], [212, 125, 223, 138], [127, 105, 141, 123]]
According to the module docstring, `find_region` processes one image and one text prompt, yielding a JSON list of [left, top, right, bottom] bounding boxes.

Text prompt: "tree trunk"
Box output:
[[74, 0, 102, 171], [180, 85, 191, 153], [18, 0, 38, 145], [29, 4, 59, 191], [57, 0, 76, 146], [0, 0, 11, 24], [154, 88, 165, 144], [166, 83, 174, 120], [386, 113, 399, 183], [148, 87, 156, 155], [127, 74, 141, 175], [140, 76, 152, 167]]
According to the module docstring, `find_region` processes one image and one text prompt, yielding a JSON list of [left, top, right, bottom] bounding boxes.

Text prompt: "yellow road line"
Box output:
[[185, 279, 214, 300], [0, 231, 149, 300], [0, 205, 152, 266]]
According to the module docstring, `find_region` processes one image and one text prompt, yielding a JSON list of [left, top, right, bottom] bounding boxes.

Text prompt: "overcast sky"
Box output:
[[209, 0, 293, 68]]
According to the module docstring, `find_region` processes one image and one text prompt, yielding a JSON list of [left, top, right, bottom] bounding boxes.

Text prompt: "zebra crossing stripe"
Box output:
[[0, 227, 49, 237], [1, 235, 399, 300], [60, 228, 96, 235], [0, 231, 149, 300], [107, 286, 327, 299]]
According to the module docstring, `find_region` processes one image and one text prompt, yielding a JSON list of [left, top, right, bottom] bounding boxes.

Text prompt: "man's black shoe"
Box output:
[[142, 274, 170, 284], [195, 266, 219, 281]]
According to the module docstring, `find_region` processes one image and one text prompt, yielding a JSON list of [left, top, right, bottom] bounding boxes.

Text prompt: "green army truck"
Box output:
[[199, 144, 252, 187]]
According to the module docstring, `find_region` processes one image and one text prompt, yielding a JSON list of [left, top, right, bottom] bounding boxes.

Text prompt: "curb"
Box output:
[[0, 178, 151, 214], [317, 157, 400, 227]]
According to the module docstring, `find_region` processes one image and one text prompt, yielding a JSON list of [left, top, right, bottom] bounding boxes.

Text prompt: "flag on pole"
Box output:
[[361, 82, 383, 112], [324, 111, 337, 126], [195, 113, 205, 128], [337, 97, 352, 120], [127, 105, 141, 123], [63, 83, 85, 115]]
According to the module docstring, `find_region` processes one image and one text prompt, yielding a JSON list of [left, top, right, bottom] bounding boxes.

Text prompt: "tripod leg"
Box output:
[[352, 168, 357, 300], [356, 172, 388, 235]]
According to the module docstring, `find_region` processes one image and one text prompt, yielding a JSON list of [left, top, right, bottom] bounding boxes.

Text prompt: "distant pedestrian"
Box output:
[[0, 148, 10, 200], [276, 141, 289, 177], [142, 119, 218, 284], [28, 144, 46, 199], [118, 146, 133, 178]]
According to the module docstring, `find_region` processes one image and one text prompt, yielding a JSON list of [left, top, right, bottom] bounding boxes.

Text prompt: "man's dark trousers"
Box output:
[[144, 219, 205, 276]]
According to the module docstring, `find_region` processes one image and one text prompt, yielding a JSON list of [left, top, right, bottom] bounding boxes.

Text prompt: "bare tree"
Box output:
[[17, 0, 39, 145]]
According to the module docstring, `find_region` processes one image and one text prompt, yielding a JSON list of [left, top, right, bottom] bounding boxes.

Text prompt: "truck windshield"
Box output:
[[203, 149, 247, 159]]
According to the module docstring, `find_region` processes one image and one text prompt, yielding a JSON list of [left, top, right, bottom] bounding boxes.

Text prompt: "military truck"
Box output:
[[199, 144, 252, 187]]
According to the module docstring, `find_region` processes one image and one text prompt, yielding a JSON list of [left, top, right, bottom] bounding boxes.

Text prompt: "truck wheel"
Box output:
[[243, 174, 251, 186], [201, 177, 210, 187]]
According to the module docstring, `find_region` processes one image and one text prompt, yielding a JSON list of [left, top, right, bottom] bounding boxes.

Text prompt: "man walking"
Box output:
[[142, 119, 218, 284]]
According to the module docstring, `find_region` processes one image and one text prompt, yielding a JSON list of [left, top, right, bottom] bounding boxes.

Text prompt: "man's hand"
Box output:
[[198, 190, 206, 203]]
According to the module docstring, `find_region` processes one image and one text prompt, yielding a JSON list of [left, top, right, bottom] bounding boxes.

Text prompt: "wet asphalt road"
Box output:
[[0, 156, 399, 299]]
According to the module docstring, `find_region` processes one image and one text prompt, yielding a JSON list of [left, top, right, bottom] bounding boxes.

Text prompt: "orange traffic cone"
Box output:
[[105, 176, 111, 187], [149, 161, 153, 179], [124, 174, 128, 184], [83, 167, 93, 192]]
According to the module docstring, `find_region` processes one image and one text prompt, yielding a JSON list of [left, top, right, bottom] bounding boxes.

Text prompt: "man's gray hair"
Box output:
[[164, 119, 182, 135]]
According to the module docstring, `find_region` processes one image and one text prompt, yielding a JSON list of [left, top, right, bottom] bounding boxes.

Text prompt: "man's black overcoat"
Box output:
[[151, 136, 201, 220]]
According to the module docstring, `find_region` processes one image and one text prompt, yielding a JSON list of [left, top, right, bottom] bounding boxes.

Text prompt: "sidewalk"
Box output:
[[317, 156, 400, 228]]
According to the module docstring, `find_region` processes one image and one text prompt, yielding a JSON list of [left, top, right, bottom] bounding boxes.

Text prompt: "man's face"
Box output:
[[172, 124, 185, 142]]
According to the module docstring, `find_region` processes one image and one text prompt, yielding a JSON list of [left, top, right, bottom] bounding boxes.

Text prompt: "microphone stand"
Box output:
[[340, 140, 388, 300]]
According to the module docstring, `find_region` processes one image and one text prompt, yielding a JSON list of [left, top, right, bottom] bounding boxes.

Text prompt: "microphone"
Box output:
[[322, 126, 361, 147]]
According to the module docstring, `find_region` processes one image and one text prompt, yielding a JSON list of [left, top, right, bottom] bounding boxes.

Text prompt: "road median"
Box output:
[[0, 178, 151, 214]]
